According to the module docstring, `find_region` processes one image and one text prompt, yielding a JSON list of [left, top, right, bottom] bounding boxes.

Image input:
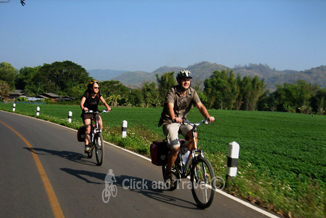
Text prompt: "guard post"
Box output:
[[226, 141, 240, 185], [121, 120, 127, 138], [13, 103, 16, 112], [36, 106, 40, 116], [68, 111, 72, 123]]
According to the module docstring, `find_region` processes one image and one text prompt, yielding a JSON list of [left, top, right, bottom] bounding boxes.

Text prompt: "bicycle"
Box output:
[[162, 119, 216, 209], [83, 110, 108, 166]]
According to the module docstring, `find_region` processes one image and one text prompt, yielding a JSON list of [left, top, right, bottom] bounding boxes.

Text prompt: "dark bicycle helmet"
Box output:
[[176, 70, 193, 79], [87, 79, 99, 90]]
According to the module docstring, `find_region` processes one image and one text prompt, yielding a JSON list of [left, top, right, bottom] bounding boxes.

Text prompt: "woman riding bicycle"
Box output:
[[80, 80, 111, 153]]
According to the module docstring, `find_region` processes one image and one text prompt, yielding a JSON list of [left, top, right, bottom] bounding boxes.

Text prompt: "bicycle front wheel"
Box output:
[[190, 156, 216, 209], [95, 133, 104, 166]]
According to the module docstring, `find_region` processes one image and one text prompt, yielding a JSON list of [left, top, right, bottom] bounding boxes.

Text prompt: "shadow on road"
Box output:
[[24, 146, 202, 209], [24, 147, 96, 166], [61, 168, 105, 185], [117, 175, 199, 210], [59, 167, 200, 209]]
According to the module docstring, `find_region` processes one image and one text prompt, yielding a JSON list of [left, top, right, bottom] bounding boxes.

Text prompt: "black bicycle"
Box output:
[[162, 119, 216, 209], [83, 110, 108, 166]]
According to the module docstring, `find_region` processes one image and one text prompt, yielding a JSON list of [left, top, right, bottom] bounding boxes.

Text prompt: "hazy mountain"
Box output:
[[88, 62, 326, 91], [109, 62, 228, 87], [265, 65, 326, 90]]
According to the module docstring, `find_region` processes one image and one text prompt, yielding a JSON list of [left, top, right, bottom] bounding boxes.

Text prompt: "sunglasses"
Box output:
[[94, 87, 100, 89]]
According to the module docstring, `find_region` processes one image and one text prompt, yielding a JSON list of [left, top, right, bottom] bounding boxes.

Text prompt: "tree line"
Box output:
[[0, 61, 325, 115]]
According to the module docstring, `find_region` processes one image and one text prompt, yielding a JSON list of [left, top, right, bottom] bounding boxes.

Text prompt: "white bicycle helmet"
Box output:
[[176, 70, 193, 79]]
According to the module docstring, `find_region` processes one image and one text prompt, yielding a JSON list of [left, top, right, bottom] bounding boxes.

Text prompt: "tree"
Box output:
[[191, 76, 204, 92], [313, 88, 326, 115], [0, 62, 17, 91], [156, 72, 176, 105], [107, 94, 121, 107], [274, 80, 316, 112], [16, 66, 40, 95], [128, 89, 143, 107], [142, 81, 159, 108], [234, 74, 243, 110], [247, 76, 266, 111], [99, 80, 129, 98], [0, 80, 10, 98], [204, 69, 238, 110], [67, 84, 86, 100], [38, 61, 90, 93], [234, 75, 266, 111]]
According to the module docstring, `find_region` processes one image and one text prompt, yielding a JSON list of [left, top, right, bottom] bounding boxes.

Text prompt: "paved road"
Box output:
[[0, 111, 279, 218]]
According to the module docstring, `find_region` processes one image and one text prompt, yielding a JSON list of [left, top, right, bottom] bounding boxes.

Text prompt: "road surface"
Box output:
[[0, 110, 279, 218]]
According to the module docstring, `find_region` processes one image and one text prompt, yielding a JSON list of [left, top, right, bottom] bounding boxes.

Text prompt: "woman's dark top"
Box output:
[[81, 90, 102, 117]]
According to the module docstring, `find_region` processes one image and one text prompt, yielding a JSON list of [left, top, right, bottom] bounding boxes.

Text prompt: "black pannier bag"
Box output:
[[150, 141, 169, 166], [77, 126, 85, 142]]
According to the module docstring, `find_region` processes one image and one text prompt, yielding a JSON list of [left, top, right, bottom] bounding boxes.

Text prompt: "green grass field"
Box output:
[[1, 102, 325, 217]]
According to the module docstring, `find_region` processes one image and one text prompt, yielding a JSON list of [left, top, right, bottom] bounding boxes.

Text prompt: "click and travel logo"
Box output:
[[102, 168, 225, 203], [102, 169, 118, 203]]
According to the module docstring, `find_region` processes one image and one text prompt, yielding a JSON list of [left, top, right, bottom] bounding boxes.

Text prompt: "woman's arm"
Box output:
[[100, 96, 111, 111], [80, 96, 88, 111]]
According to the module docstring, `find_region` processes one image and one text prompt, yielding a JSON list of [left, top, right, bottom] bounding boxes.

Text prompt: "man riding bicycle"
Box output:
[[80, 80, 111, 153], [158, 70, 215, 187]]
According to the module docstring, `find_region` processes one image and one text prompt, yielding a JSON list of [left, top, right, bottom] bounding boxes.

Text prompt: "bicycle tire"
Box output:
[[95, 133, 104, 166], [190, 156, 216, 209]]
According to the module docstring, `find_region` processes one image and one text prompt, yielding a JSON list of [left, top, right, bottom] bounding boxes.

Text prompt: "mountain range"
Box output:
[[88, 61, 326, 91]]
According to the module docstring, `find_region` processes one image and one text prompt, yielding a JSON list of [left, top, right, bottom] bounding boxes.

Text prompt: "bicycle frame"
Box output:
[[84, 110, 105, 144], [83, 110, 108, 165], [179, 119, 209, 175]]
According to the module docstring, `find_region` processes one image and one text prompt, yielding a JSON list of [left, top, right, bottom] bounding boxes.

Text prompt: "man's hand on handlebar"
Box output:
[[207, 116, 215, 123], [175, 117, 183, 123]]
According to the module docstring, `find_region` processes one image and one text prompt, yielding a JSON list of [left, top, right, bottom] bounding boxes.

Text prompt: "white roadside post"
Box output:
[[226, 141, 240, 185], [36, 106, 40, 116], [121, 120, 127, 138], [68, 111, 72, 123], [12, 103, 16, 112]]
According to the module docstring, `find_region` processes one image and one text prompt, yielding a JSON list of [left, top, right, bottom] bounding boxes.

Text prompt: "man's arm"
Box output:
[[167, 102, 182, 123], [196, 102, 215, 122]]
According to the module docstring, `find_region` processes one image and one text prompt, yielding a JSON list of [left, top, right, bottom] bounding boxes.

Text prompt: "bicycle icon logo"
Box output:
[[102, 169, 118, 203]]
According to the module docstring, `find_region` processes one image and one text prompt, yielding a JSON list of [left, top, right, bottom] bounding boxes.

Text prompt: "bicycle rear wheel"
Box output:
[[95, 133, 104, 166], [190, 156, 216, 209]]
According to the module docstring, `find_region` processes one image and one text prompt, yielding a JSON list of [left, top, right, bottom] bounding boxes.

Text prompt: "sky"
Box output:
[[0, 0, 325, 72]]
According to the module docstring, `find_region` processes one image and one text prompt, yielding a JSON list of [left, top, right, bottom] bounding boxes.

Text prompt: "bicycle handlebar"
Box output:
[[182, 118, 213, 127], [84, 109, 109, 114]]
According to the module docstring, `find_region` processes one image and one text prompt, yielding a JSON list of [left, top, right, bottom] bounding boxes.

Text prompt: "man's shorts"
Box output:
[[163, 123, 192, 150]]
